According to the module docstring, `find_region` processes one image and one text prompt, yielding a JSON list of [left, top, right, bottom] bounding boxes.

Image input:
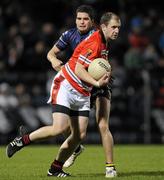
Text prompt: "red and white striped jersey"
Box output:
[[62, 30, 109, 96]]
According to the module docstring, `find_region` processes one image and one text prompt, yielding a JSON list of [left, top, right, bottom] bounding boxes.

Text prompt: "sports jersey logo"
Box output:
[[84, 49, 93, 58]]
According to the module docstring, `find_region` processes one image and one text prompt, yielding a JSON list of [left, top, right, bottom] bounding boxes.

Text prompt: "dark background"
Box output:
[[0, 0, 164, 144]]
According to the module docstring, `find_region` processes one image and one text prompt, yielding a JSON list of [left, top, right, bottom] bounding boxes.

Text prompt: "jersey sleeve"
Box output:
[[55, 30, 69, 50], [77, 41, 99, 69]]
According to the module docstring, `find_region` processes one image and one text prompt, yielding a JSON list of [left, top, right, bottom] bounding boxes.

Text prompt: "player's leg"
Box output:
[[63, 144, 84, 168], [48, 115, 88, 176], [57, 115, 88, 162], [96, 96, 113, 163], [63, 118, 85, 168], [6, 73, 71, 158], [47, 76, 90, 176], [95, 96, 117, 177], [6, 112, 69, 158], [29, 113, 69, 141]]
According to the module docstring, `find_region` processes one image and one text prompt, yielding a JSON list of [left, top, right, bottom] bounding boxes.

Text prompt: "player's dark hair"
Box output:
[[76, 5, 95, 20], [100, 12, 120, 25]]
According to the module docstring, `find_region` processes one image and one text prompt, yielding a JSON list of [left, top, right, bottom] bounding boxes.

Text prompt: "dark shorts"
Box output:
[[90, 76, 114, 107], [52, 104, 89, 117], [90, 85, 111, 107]]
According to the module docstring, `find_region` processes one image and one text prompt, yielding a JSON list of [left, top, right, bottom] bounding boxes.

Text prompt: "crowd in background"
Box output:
[[0, 0, 164, 144]]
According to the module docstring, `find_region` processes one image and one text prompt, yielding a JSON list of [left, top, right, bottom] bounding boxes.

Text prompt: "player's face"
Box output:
[[102, 18, 121, 41], [76, 12, 93, 34]]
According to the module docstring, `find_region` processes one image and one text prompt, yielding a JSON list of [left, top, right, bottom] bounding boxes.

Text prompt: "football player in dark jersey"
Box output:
[[47, 5, 96, 168]]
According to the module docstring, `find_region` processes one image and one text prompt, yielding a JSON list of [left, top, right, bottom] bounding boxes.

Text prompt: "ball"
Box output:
[[88, 58, 111, 80]]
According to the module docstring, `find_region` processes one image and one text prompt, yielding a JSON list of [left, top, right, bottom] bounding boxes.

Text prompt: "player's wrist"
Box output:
[[95, 81, 100, 88]]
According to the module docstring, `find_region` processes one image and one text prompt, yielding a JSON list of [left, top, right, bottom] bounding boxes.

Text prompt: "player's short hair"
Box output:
[[76, 5, 95, 20], [100, 12, 120, 25]]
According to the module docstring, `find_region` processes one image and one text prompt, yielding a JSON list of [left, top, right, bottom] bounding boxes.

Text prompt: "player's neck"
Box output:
[[99, 29, 108, 46]]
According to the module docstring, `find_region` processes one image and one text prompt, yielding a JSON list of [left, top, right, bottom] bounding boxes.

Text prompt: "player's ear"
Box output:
[[101, 24, 106, 32]]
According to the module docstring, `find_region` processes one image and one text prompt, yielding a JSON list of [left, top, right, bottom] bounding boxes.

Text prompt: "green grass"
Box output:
[[1, 145, 164, 179]]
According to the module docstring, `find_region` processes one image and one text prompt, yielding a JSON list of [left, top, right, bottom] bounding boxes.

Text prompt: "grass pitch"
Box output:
[[0, 145, 164, 180]]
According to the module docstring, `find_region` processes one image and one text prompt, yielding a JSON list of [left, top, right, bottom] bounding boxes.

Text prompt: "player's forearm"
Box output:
[[47, 49, 58, 63], [75, 62, 99, 87], [47, 46, 63, 71]]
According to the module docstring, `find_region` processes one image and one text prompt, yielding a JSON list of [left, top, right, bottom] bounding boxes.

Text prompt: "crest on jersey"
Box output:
[[84, 49, 93, 58]]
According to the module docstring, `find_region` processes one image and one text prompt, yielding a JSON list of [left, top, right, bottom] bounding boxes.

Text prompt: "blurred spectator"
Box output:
[[0, 83, 18, 135], [0, 83, 18, 108], [15, 83, 41, 131], [40, 22, 58, 48], [159, 32, 164, 55], [124, 47, 144, 69]]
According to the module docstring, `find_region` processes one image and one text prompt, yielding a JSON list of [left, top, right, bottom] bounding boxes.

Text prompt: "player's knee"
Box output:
[[73, 131, 86, 141], [47, 128, 55, 136], [80, 131, 87, 140], [98, 122, 109, 133]]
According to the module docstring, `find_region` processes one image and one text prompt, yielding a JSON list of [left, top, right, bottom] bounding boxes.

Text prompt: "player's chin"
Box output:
[[79, 28, 88, 33], [112, 35, 118, 40]]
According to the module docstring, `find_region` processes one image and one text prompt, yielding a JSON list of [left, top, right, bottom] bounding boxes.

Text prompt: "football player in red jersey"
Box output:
[[7, 11, 121, 178]]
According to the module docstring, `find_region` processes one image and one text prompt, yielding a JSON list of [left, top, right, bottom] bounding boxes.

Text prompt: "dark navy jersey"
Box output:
[[55, 28, 96, 55]]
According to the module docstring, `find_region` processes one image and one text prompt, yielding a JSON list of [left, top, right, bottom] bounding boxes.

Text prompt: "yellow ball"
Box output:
[[88, 58, 111, 80]]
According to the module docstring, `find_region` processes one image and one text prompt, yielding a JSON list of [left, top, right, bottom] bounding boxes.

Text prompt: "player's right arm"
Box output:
[[47, 45, 63, 72], [47, 30, 70, 71], [75, 62, 110, 87]]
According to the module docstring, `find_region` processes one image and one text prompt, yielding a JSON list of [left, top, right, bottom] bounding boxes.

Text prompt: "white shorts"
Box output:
[[48, 71, 90, 112]]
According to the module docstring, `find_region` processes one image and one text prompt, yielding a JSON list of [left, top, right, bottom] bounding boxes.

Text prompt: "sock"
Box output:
[[22, 134, 31, 146], [74, 145, 81, 153], [106, 163, 115, 169], [51, 160, 64, 171]]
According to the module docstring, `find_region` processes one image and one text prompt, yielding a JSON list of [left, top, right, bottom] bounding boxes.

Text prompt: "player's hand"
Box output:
[[97, 72, 110, 87], [51, 59, 63, 71]]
